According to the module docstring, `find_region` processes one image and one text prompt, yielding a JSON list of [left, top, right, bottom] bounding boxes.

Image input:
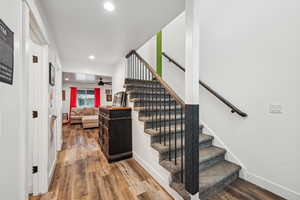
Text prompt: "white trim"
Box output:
[[247, 172, 300, 200], [48, 157, 57, 188], [133, 152, 184, 200], [25, 0, 50, 44], [40, 45, 50, 193]]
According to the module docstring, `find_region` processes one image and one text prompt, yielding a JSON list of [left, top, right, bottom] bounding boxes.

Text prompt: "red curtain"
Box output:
[[70, 87, 77, 113], [94, 88, 101, 107]]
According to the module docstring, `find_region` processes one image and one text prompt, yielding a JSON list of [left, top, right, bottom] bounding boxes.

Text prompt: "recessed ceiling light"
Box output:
[[104, 2, 115, 12], [65, 78, 69, 81], [89, 55, 95, 60]]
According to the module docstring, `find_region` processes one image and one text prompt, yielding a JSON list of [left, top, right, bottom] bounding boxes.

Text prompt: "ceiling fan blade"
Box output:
[[103, 82, 112, 84]]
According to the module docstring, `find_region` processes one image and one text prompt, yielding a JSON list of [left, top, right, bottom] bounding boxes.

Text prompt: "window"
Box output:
[[77, 89, 95, 108]]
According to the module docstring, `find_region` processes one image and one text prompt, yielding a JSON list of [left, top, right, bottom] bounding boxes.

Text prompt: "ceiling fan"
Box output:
[[98, 77, 112, 86]]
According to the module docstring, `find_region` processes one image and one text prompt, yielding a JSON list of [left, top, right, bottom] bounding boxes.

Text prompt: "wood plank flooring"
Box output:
[[30, 125, 173, 200], [30, 124, 286, 200], [208, 178, 286, 200]]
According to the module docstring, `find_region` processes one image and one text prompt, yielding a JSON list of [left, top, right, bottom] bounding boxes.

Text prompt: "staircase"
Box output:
[[125, 51, 241, 200]]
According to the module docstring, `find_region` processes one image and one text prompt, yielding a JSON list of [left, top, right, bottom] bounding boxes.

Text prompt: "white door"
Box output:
[[28, 40, 44, 195]]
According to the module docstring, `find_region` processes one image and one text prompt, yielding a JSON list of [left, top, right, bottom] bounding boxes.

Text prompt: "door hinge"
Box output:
[[33, 55, 38, 63], [32, 111, 38, 118], [32, 166, 38, 174]]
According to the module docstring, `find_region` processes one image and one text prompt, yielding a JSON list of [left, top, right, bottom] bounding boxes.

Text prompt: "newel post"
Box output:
[[184, 0, 200, 195]]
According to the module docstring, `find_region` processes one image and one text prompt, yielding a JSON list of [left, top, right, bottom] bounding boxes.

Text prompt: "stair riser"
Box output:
[[199, 172, 239, 200], [169, 154, 226, 183], [126, 86, 165, 93], [151, 132, 185, 143], [157, 140, 213, 162], [138, 109, 182, 117], [125, 79, 160, 86], [133, 100, 177, 108], [129, 93, 170, 99], [144, 119, 184, 129]]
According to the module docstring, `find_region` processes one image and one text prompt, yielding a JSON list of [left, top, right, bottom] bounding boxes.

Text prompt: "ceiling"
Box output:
[[63, 72, 112, 85], [40, 0, 185, 68]]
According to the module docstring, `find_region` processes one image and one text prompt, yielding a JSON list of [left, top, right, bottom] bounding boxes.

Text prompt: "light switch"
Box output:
[[269, 103, 282, 114]]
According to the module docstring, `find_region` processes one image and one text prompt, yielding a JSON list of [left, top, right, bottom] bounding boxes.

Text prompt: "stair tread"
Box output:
[[125, 84, 164, 88], [134, 105, 179, 111], [140, 114, 184, 122], [199, 161, 241, 193], [145, 125, 184, 136], [151, 134, 213, 153], [130, 98, 174, 102], [127, 90, 165, 95], [160, 146, 226, 174]]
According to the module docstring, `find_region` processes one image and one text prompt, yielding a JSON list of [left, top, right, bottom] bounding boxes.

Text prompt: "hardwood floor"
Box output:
[[30, 124, 286, 200], [208, 178, 286, 200], [30, 125, 174, 200]]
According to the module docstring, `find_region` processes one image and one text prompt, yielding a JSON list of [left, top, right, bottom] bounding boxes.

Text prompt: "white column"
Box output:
[[185, 0, 200, 104]]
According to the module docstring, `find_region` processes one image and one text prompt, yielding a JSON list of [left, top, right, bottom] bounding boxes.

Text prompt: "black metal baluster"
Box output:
[[168, 94, 171, 161], [175, 102, 177, 165], [132, 55, 136, 79], [151, 74, 154, 129], [181, 106, 184, 183], [156, 81, 158, 131], [164, 89, 166, 146], [159, 87, 162, 144]]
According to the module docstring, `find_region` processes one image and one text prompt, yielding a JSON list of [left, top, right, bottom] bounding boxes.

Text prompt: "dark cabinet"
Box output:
[[99, 106, 132, 162]]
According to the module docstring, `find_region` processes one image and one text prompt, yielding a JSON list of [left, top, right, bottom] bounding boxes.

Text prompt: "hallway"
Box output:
[[30, 125, 173, 200]]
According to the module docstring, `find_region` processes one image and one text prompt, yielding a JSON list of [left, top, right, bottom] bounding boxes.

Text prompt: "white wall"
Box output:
[[62, 82, 112, 114], [112, 59, 126, 95], [63, 62, 114, 78], [135, 3, 300, 199], [136, 14, 186, 99], [198, 1, 300, 199], [0, 0, 26, 199]]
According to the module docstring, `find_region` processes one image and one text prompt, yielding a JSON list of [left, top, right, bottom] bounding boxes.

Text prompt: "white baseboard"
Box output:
[[133, 152, 184, 200], [246, 172, 300, 200], [48, 157, 57, 189]]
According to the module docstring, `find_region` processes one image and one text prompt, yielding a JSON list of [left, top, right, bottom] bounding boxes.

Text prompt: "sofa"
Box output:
[[70, 108, 99, 128]]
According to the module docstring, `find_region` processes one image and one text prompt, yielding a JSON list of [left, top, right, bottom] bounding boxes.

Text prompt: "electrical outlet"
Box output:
[[269, 103, 282, 114]]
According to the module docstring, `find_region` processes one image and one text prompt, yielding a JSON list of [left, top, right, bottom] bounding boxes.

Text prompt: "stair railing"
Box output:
[[126, 50, 199, 194], [162, 52, 248, 118]]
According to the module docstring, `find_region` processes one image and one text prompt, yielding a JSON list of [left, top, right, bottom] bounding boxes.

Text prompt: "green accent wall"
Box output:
[[156, 31, 162, 76]]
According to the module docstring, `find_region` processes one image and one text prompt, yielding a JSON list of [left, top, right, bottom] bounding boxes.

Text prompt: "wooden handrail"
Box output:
[[162, 52, 248, 117], [129, 50, 185, 106]]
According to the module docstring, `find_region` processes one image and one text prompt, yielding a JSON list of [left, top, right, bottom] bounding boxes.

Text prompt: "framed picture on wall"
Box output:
[[105, 89, 112, 95], [107, 95, 112, 102], [49, 62, 55, 86]]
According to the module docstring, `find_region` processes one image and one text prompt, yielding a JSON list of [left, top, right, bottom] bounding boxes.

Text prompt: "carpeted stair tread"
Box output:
[[139, 114, 184, 122], [127, 90, 165, 95], [160, 146, 226, 174], [125, 83, 164, 89], [134, 105, 179, 111], [145, 124, 185, 136], [130, 97, 174, 103], [199, 161, 241, 193], [151, 134, 213, 154]]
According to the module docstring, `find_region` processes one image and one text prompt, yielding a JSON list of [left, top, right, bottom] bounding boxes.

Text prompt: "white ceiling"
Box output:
[[63, 72, 112, 85], [40, 0, 185, 68]]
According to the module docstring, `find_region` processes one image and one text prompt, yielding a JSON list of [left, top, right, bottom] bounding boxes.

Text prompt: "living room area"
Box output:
[[62, 72, 113, 128]]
